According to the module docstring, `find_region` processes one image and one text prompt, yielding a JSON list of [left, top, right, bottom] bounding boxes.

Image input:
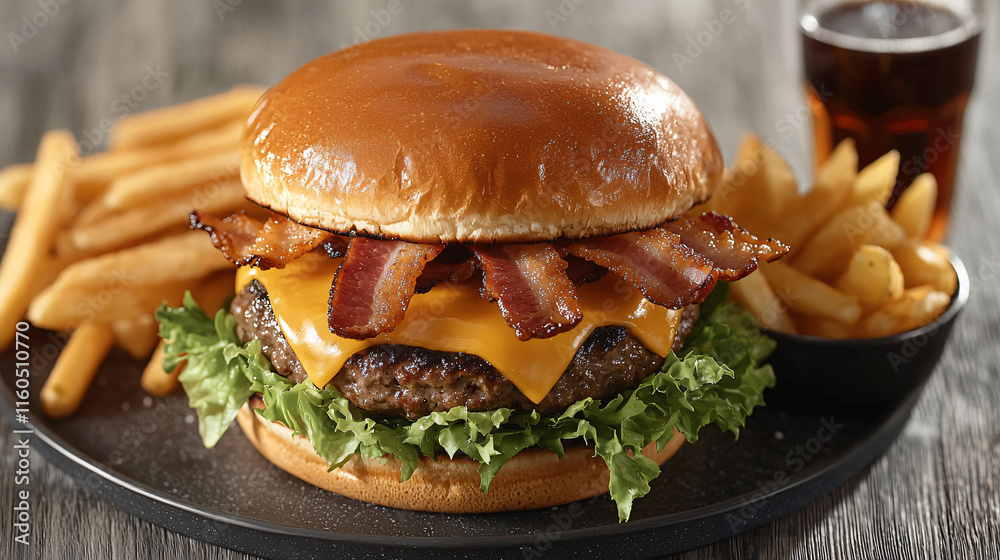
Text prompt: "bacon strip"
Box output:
[[569, 229, 718, 309], [191, 211, 335, 270], [472, 244, 583, 340], [190, 210, 261, 266], [328, 238, 444, 339], [662, 211, 789, 280]]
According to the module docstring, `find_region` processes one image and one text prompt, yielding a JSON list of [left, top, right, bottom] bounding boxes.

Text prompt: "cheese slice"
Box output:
[[236, 252, 682, 403]]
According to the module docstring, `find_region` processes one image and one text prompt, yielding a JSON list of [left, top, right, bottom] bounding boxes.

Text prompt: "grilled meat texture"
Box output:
[[231, 280, 699, 419]]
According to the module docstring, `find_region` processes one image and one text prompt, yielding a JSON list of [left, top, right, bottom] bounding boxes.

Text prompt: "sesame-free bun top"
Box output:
[[241, 29, 722, 244]]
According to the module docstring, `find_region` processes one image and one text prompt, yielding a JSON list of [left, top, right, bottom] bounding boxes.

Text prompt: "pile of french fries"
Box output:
[[0, 86, 266, 418], [712, 135, 957, 339]]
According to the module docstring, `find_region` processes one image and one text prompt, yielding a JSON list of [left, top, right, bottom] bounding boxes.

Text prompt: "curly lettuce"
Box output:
[[155, 288, 775, 522]]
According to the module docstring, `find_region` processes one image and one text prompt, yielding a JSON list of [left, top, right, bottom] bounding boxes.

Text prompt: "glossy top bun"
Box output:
[[241, 29, 722, 243]]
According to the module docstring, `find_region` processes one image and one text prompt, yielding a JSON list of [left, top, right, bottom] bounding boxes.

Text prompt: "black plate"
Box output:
[[1, 336, 932, 559]]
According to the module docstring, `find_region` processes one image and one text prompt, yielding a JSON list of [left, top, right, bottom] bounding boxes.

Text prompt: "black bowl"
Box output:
[[763, 252, 969, 410]]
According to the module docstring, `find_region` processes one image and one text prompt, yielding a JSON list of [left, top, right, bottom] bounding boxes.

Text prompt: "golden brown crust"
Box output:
[[241, 29, 722, 244], [236, 403, 684, 513]]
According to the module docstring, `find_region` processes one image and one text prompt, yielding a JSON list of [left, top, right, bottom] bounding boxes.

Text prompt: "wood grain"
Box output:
[[1, 1, 998, 559]]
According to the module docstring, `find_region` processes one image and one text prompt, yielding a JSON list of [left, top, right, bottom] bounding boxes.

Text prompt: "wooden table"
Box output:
[[2, 1, 998, 558]]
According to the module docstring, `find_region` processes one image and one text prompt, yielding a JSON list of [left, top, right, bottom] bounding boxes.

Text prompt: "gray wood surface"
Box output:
[[1, 1, 998, 558]]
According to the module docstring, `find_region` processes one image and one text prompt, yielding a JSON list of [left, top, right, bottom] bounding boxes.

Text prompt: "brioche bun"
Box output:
[[236, 403, 684, 513], [240, 29, 722, 244]]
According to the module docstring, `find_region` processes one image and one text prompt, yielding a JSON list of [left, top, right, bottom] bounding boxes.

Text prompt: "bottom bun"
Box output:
[[236, 403, 685, 513]]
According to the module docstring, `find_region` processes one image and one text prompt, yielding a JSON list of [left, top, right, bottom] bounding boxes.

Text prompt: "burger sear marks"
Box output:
[[191, 210, 335, 270], [568, 228, 719, 309], [662, 211, 789, 281], [328, 238, 444, 340], [472, 244, 584, 341]]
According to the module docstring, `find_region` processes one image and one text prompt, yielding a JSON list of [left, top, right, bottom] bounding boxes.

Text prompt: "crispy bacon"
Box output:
[[195, 209, 789, 342], [472, 244, 583, 340], [191, 211, 335, 270], [328, 238, 444, 339], [662, 211, 789, 280], [190, 210, 261, 265], [569, 229, 718, 309]]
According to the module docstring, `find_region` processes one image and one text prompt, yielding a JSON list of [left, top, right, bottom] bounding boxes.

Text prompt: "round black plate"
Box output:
[[1, 336, 926, 560]]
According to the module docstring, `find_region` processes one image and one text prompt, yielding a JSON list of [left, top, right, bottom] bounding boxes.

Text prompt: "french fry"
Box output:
[[0, 163, 33, 210], [0, 131, 78, 350], [860, 286, 951, 337], [760, 261, 862, 324], [843, 150, 899, 208], [71, 120, 243, 201], [61, 178, 247, 256], [893, 240, 957, 296], [110, 85, 263, 150], [835, 245, 904, 309], [719, 135, 798, 236], [715, 135, 767, 227], [27, 232, 234, 329], [111, 314, 160, 359], [191, 271, 238, 314], [102, 149, 240, 211], [814, 139, 859, 197], [857, 205, 908, 251], [40, 323, 114, 418], [890, 173, 937, 239], [28, 278, 197, 330], [774, 139, 858, 252], [52, 230, 231, 287], [752, 143, 799, 237], [141, 341, 185, 397], [140, 272, 236, 397], [793, 314, 853, 339], [713, 135, 949, 339], [728, 271, 796, 333], [791, 201, 882, 279]]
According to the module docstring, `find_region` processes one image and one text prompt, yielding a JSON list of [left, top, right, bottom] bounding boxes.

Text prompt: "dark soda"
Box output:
[[801, 0, 981, 240]]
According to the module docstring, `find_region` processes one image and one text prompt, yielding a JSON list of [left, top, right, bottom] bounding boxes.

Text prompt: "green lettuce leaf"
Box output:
[[156, 293, 255, 447], [156, 291, 776, 521]]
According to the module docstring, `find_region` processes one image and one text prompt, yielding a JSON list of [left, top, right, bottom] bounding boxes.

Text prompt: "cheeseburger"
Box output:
[[157, 29, 786, 522]]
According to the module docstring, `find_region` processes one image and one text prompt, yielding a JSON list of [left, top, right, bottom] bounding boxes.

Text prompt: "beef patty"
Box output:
[[231, 280, 699, 420]]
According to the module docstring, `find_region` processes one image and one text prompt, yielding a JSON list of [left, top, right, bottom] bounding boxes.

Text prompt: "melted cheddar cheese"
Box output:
[[235, 252, 682, 403]]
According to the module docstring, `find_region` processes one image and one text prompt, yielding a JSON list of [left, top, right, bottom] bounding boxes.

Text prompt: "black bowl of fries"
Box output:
[[762, 252, 969, 409]]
